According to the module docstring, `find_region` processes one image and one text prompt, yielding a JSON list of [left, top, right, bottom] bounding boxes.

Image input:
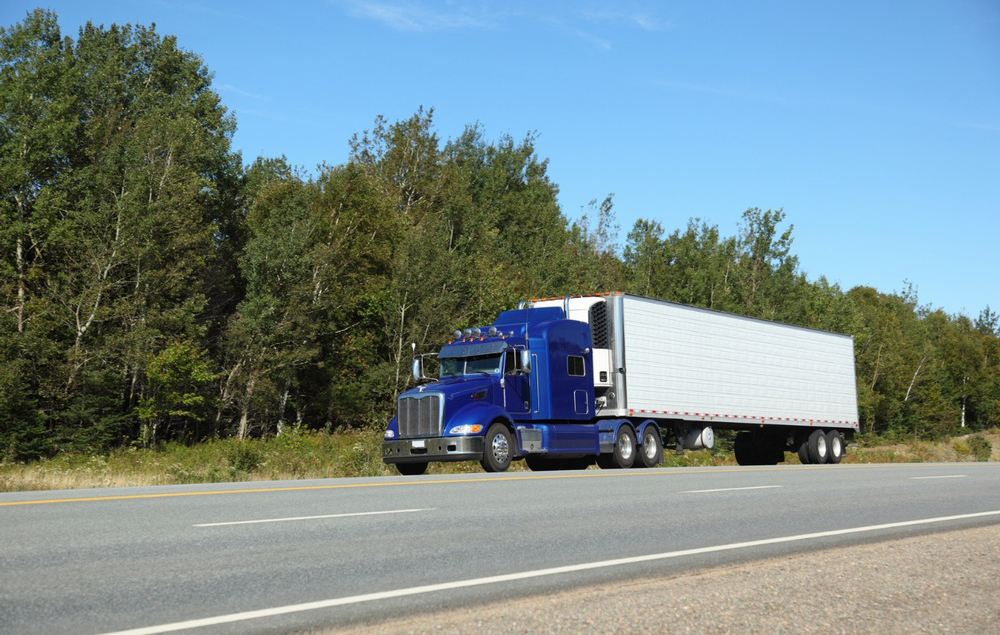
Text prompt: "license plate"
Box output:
[[411, 440, 425, 449]]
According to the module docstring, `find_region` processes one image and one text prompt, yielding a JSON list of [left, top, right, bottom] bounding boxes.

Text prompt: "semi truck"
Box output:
[[382, 292, 859, 475]]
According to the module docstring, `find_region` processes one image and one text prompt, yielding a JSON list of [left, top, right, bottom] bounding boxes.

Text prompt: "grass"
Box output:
[[1, 428, 997, 493]]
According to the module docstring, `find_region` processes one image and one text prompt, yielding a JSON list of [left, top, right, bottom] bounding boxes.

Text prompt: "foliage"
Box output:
[[967, 434, 992, 462], [2, 11, 999, 463]]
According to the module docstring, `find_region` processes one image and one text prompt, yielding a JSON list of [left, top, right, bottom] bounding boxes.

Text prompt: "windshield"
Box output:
[[439, 353, 502, 378]]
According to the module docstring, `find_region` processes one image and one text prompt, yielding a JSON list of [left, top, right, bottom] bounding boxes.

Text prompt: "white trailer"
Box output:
[[529, 293, 859, 465]]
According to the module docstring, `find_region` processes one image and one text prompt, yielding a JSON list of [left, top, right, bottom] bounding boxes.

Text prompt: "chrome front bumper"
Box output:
[[382, 436, 484, 464]]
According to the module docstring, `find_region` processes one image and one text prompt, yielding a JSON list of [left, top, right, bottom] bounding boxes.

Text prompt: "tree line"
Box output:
[[2, 10, 998, 460]]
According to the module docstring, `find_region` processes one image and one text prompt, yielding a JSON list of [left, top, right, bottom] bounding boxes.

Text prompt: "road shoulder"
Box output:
[[325, 523, 1000, 635]]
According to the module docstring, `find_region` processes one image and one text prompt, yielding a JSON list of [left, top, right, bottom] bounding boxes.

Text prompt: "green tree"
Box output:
[[138, 339, 217, 445], [0, 12, 240, 455], [730, 207, 799, 319], [219, 161, 397, 436]]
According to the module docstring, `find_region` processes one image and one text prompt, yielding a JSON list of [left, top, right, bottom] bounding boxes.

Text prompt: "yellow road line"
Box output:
[[0, 468, 736, 506], [0, 462, 980, 507]]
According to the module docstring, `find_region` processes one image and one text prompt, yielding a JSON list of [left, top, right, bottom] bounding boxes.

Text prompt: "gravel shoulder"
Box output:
[[323, 523, 1000, 635]]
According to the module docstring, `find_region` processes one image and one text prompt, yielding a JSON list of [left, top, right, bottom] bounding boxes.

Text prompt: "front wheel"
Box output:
[[396, 462, 428, 476], [480, 423, 513, 472]]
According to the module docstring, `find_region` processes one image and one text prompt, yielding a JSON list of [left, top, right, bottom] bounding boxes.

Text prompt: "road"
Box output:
[[2, 463, 999, 635]]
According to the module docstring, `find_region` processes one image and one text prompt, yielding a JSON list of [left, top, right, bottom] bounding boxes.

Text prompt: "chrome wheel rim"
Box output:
[[619, 432, 634, 461], [491, 433, 510, 464], [642, 433, 657, 459]]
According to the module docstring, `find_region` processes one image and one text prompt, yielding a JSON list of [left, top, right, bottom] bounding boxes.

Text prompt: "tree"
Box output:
[[730, 208, 798, 319], [0, 12, 241, 455], [138, 339, 217, 445]]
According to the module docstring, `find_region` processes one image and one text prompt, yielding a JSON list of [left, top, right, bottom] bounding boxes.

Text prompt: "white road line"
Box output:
[[99, 508, 1000, 635], [194, 508, 433, 527], [683, 485, 783, 494], [911, 475, 968, 480]]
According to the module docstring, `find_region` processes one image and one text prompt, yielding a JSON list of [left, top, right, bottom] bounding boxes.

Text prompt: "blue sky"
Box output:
[[4, 1, 998, 317]]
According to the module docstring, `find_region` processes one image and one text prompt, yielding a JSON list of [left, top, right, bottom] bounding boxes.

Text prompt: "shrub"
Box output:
[[968, 434, 992, 462]]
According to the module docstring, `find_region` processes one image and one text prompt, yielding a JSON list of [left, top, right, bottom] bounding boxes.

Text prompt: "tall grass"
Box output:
[[1, 428, 997, 493], [0, 427, 394, 492]]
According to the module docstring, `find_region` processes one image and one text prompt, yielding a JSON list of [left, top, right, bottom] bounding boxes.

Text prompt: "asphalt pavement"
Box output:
[[2, 463, 999, 635]]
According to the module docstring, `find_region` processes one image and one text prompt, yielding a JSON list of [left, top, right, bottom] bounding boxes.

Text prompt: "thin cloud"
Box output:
[[952, 120, 1000, 133], [580, 8, 668, 32], [565, 25, 612, 51], [337, 0, 496, 31], [218, 84, 271, 101], [634, 77, 792, 106]]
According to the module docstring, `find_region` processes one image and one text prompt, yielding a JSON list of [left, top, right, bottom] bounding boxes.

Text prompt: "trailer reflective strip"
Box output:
[[95, 509, 1000, 635]]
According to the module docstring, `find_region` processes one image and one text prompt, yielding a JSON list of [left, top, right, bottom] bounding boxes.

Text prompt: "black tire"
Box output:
[[734, 432, 758, 466], [636, 426, 663, 468], [826, 430, 844, 464], [396, 462, 428, 476], [480, 423, 513, 472], [796, 432, 810, 464], [525, 455, 550, 471], [807, 428, 829, 464], [608, 426, 636, 469]]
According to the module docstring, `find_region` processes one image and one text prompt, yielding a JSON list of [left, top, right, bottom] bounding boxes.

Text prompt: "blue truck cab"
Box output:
[[382, 306, 598, 475]]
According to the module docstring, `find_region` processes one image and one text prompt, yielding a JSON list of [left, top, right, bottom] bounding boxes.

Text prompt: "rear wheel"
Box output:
[[600, 426, 636, 469], [480, 423, 513, 472], [826, 430, 845, 464], [396, 462, 428, 476], [734, 432, 758, 466], [796, 432, 810, 464], [807, 429, 829, 464], [636, 426, 663, 468]]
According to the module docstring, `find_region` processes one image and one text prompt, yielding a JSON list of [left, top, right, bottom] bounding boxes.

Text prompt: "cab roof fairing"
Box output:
[[438, 339, 512, 359]]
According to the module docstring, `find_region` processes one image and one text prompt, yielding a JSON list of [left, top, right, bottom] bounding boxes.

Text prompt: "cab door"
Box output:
[[503, 348, 530, 416]]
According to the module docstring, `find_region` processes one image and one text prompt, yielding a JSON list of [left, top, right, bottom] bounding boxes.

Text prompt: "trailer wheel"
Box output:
[[807, 429, 829, 464], [637, 426, 663, 468], [396, 462, 428, 476], [796, 432, 810, 464], [826, 430, 844, 464], [734, 432, 758, 466], [480, 423, 513, 472]]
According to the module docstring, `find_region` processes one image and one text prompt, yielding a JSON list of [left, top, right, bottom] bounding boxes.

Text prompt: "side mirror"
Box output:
[[520, 350, 532, 375], [412, 358, 422, 382]]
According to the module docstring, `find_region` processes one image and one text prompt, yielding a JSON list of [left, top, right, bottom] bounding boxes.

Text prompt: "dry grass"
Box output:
[[847, 431, 999, 464], [1, 429, 996, 493]]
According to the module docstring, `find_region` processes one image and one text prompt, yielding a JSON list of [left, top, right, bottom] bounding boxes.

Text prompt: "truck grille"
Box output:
[[397, 394, 442, 438]]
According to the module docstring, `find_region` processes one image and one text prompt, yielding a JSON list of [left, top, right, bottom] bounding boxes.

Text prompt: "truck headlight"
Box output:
[[449, 424, 483, 435], [384, 430, 396, 439]]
